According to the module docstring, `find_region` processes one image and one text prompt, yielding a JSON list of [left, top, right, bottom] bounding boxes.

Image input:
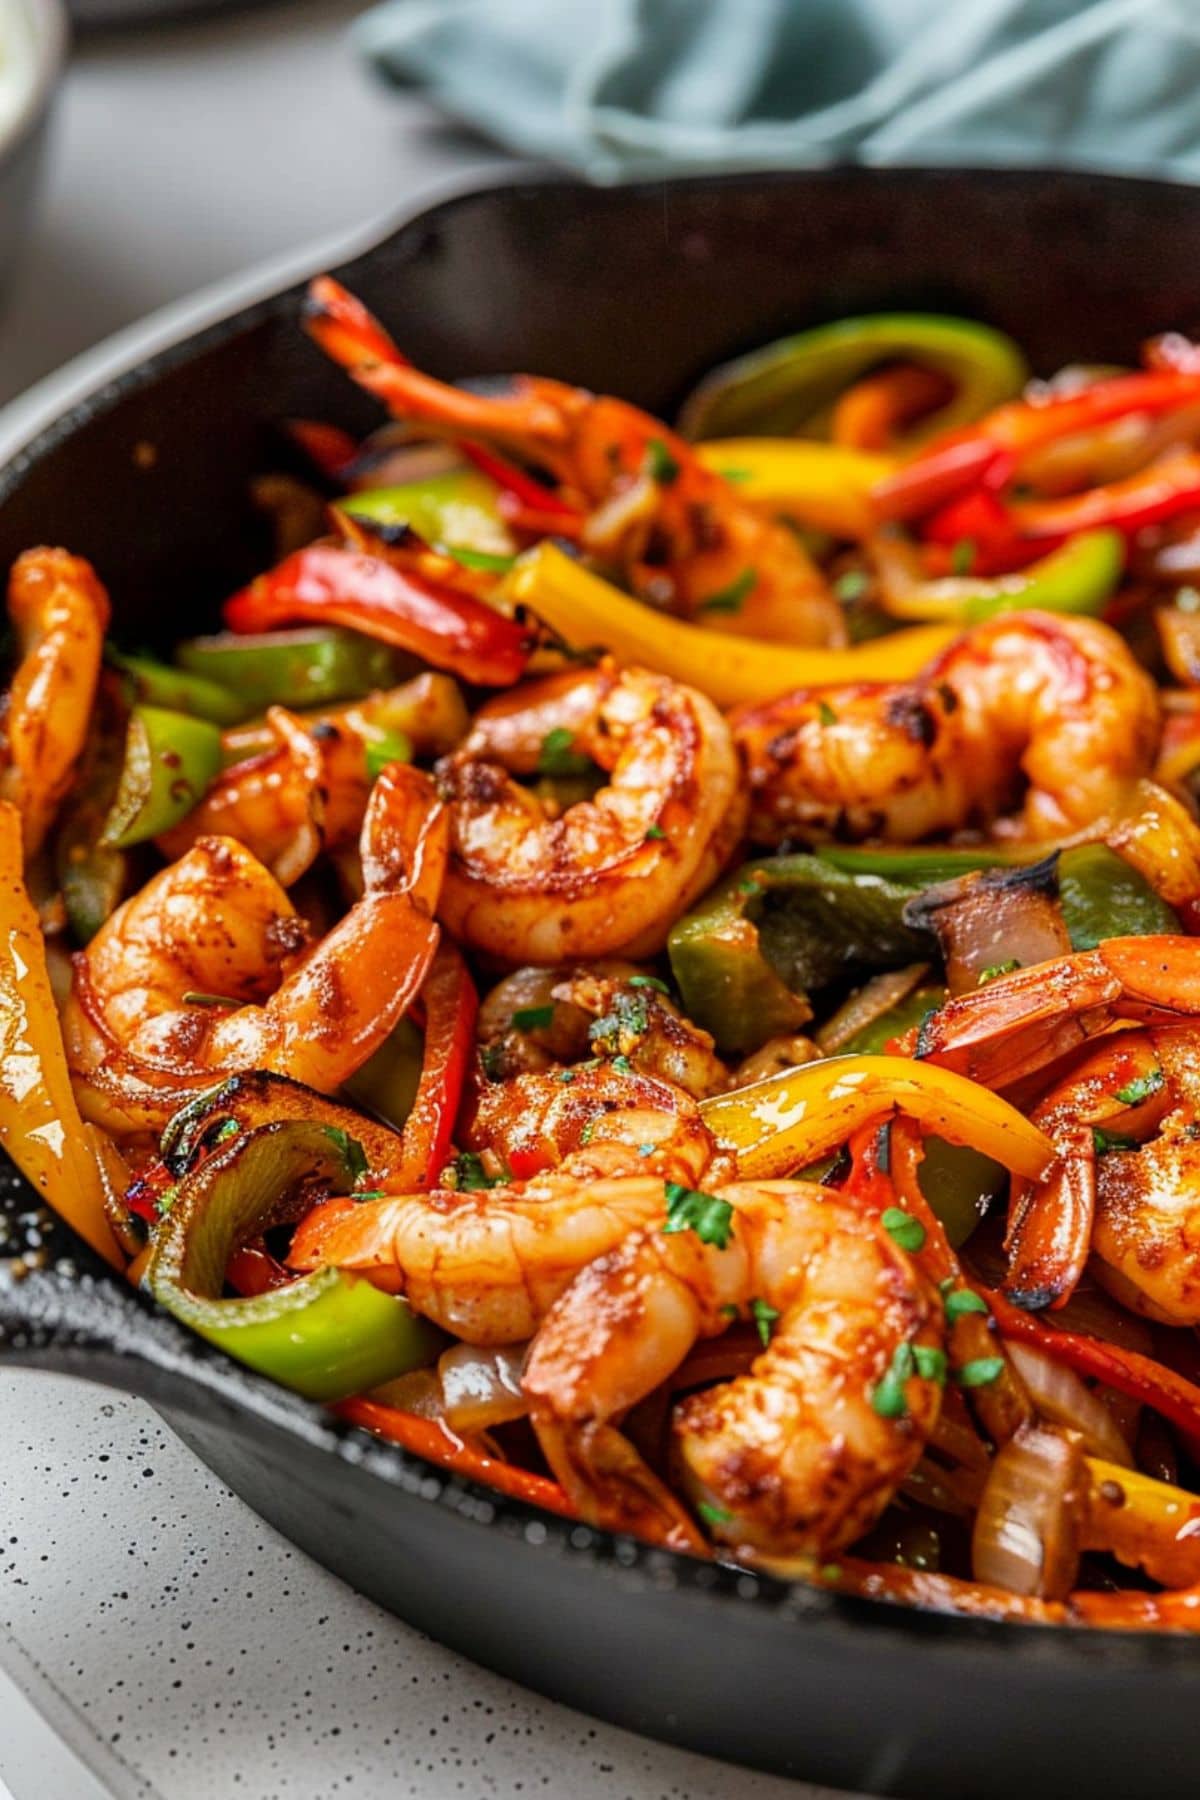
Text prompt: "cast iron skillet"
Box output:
[[2, 168, 1200, 1800]]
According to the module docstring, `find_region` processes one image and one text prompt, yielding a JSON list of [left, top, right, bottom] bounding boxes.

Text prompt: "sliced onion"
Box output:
[[1006, 1340, 1133, 1466], [902, 864, 1070, 997], [815, 963, 930, 1054], [437, 1342, 529, 1434], [971, 1423, 1085, 1599]]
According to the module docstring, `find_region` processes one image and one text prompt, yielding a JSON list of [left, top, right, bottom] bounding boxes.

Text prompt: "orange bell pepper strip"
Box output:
[[334, 1397, 577, 1517], [0, 802, 122, 1267], [388, 940, 478, 1190]]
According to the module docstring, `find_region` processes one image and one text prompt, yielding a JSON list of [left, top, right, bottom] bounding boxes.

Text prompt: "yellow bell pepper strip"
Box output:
[[177, 626, 402, 712], [699, 1053, 1054, 1183], [869, 526, 1123, 624], [53, 671, 129, 945], [679, 314, 1027, 447], [695, 440, 895, 540], [100, 705, 222, 849], [0, 802, 123, 1268], [1083, 1458, 1200, 1590], [508, 543, 956, 709], [144, 1118, 442, 1402]]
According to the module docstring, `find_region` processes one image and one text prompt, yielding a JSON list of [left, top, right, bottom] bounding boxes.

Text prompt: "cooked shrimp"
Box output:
[[918, 933, 1200, 1091], [157, 704, 371, 885], [463, 1061, 722, 1181], [523, 1180, 944, 1557], [1004, 1022, 1200, 1323], [436, 661, 744, 962], [304, 277, 844, 646], [0, 549, 110, 857], [477, 961, 728, 1096], [732, 612, 1160, 845], [287, 1106, 717, 1342], [64, 762, 447, 1132]]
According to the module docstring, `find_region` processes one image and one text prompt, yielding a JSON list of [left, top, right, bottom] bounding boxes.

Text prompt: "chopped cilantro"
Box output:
[[719, 1302, 740, 1320], [213, 1117, 240, 1144], [155, 1183, 179, 1218], [1115, 1068, 1164, 1107], [644, 438, 680, 484], [364, 730, 412, 780], [834, 568, 868, 603], [512, 1004, 555, 1032], [353, 1188, 386, 1201], [881, 1206, 926, 1253], [637, 1142, 656, 1158], [537, 726, 593, 778], [739, 875, 763, 896], [628, 974, 670, 995], [1093, 1127, 1139, 1156], [698, 568, 757, 615], [325, 1127, 369, 1182], [696, 1499, 733, 1528], [943, 1286, 989, 1324], [644, 823, 667, 842], [977, 959, 1020, 986], [816, 700, 838, 727], [588, 992, 649, 1056], [871, 1341, 915, 1418], [950, 538, 976, 575], [557, 1068, 575, 1084], [663, 1182, 734, 1248], [579, 1119, 596, 1146], [454, 1151, 508, 1191], [611, 1053, 634, 1076], [182, 989, 240, 1009], [955, 1356, 1005, 1389], [751, 1297, 780, 1348], [913, 1344, 948, 1385]]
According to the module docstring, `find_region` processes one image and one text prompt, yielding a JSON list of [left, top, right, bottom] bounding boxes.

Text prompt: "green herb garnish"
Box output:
[[943, 1286, 989, 1324], [913, 1344, 948, 1385], [1115, 1068, 1164, 1107], [871, 1341, 915, 1418], [628, 975, 669, 995], [955, 1356, 1005, 1388], [664, 1182, 734, 1249], [834, 569, 868, 603], [1093, 1127, 1139, 1155], [698, 568, 757, 615], [696, 1500, 733, 1528], [817, 700, 838, 726], [881, 1206, 926, 1253], [645, 438, 681, 484], [977, 959, 1020, 986], [454, 1151, 508, 1191], [751, 1297, 780, 1348], [512, 1004, 555, 1032], [950, 538, 976, 575], [644, 823, 667, 842], [325, 1127, 369, 1182], [182, 990, 240, 1009], [537, 726, 593, 778]]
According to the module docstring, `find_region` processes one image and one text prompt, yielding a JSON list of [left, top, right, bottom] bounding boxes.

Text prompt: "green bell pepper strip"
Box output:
[[106, 647, 248, 725], [678, 313, 1028, 448], [816, 845, 1178, 948], [840, 983, 946, 1056], [54, 672, 130, 943], [100, 704, 222, 849], [176, 627, 403, 712], [668, 855, 932, 1055], [340, 470, 516, 567], [144, 1118, 441, 1401], [870, 527, 1124, 625]]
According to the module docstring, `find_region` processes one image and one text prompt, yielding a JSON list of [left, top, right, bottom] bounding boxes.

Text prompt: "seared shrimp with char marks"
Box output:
[[65, 762, 447, 1132], [732, 612, 1159, 845], [436, 661, 745, 962], [1, 549, 110, 858], [523, 1180, 944, 1557], [304, 277, 843, 647]]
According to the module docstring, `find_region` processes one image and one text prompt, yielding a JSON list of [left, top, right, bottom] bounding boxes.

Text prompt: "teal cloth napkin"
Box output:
[[356, 0, 1200, 183]]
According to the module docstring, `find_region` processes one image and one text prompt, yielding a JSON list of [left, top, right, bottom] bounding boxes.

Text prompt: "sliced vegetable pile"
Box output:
[[9, 289, 1200, 1628]]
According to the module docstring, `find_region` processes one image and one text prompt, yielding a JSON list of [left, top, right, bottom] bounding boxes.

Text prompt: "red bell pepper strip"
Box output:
[[458, 441, 581, 527], [390, 940, 477, 1189], [223, 544, 534, 687], [1007, 451, 1200, 541], [983, 1284, 1200, 1456], [226, 1242, 295, 1296], [334, 1397, 577, 1517], [875, 370, 1200, 522]]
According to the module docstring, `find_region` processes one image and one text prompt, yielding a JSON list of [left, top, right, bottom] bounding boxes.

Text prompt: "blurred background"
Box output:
[[2, 0, 1198, 407]]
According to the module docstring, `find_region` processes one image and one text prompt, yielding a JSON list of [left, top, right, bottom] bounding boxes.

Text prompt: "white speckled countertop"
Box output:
[[0, 7, 857, 1795]]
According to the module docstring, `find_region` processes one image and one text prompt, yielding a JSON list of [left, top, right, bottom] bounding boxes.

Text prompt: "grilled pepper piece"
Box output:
[[106, 647, 247, 725], [668, 854, 932, 1055], [100, 704, 222, 849], [680, 314, 1027, 447], [144, 1118, 441, 1401], [870, 527, 1123, 624], [340, 469, 516, 568], [177, 626, 401, 712]]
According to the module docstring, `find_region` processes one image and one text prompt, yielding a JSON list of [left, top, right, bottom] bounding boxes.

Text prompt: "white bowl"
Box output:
[[0, 0, 67, 308]]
